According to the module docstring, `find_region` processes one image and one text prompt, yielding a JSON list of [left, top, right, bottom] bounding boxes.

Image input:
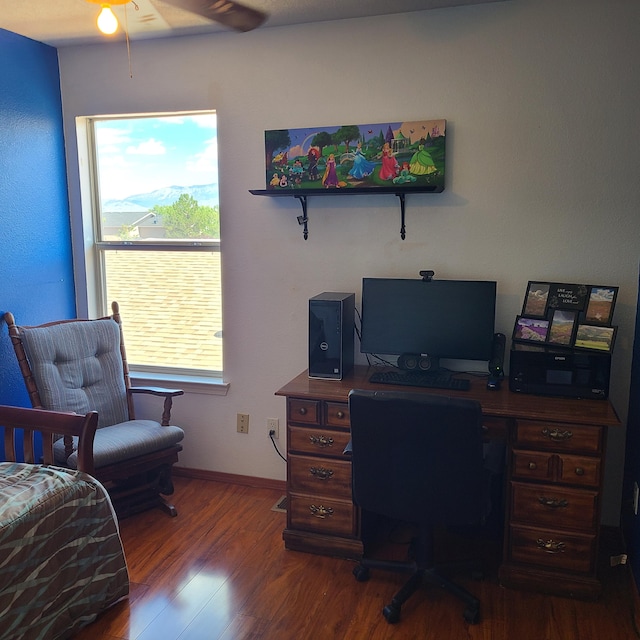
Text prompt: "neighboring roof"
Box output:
[[107, 250, 222, 372]]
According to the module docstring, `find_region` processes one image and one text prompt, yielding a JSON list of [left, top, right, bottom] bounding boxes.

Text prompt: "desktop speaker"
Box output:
[[309, 292, 355, 380], [398, 352, 437, 372], [487, 332, 506, 390], [488, 333, 506, 377]]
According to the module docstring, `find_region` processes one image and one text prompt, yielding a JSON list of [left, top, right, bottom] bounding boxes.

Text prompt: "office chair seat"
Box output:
[[348, 389, 486, 625]]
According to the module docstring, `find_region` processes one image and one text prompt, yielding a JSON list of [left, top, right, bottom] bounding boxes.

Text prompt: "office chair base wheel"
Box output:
[[383, 603, 401, 624], [353, 565, 370, 582], [463, 606, 480, 624]]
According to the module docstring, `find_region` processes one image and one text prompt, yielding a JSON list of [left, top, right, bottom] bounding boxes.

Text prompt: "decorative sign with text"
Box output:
[[513, 281, 618, 352]]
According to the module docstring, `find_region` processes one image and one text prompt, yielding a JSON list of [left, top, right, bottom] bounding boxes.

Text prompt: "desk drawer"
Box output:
[[288, 492, 358, 537], [510, 481, 598, 531], [288, 399, 320, 425], [289, 453, 352, 499], [514, 420, 603, 454], [559, 454, 601, 487], [325, 402, 350, 428], [289, 425, 351, 457], [508, 524, 596, 574], [512, 450, 601, 487]]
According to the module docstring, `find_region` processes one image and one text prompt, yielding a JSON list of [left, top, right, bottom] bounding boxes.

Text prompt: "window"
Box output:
[[83, 112, 222, 383]]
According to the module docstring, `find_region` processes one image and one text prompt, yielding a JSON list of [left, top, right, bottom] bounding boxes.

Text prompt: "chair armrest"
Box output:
[[129, 386, 185, 398], [128, 387, 185, 426], [0, 404, 98, 475]]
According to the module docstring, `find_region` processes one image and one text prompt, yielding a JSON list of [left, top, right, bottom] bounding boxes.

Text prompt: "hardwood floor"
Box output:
[[74, 476, 640, 640]]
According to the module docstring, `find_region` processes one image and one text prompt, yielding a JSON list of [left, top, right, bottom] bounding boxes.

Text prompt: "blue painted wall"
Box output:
[[0, 30, 76, 408]]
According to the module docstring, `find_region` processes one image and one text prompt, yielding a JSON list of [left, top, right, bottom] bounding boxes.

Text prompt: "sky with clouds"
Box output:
[[94, 113, 218, 201]]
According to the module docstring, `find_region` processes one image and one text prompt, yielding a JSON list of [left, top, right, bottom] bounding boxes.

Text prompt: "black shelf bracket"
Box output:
[[397, 192, 406, 240], [295, 195, 309, 240], [249, 186, 443, 240]]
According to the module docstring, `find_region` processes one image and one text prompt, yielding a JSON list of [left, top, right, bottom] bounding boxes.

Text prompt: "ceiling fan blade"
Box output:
[[161, 0, 267, 32]]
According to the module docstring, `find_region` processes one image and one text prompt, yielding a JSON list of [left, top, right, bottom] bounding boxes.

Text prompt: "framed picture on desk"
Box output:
[[547, 310, 577, 347], [513, 316, 550, 343], [584, 286, 618, 325], [575, 324, 617, 352], [548, 283, 589, 312], [515, 280, 619, 352], [522, 282, 550, 318]]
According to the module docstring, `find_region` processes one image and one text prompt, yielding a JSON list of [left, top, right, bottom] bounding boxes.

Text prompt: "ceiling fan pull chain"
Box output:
[[124, 2, 134, 79]]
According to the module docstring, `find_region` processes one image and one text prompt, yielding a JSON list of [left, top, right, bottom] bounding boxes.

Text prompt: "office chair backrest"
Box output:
[[348, 389, 485, 526]]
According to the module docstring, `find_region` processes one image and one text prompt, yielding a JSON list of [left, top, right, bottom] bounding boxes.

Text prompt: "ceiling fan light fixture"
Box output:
[[86, 0, 132, 36], [97, 4, 119, 34]]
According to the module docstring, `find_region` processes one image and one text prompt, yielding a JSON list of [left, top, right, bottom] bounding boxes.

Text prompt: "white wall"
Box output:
[[58, 0, 640, 524]]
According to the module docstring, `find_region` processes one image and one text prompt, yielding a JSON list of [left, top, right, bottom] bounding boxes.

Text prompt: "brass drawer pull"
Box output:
[[309, 435, 334, 448], [575, 467, 585, 476], [528, 462, 537, 470], [298, 407, 308, 415], [309, 466, 334, 480], [538, 496, 568, 509], [336, 410, 345, 419], [309, 504, 334, 519], [541, 427, 573, 441], [536, 538, 567, 554]]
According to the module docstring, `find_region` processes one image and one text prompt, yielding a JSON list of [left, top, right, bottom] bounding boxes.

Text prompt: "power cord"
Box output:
[[356, 306, 397, 368], [269, 430, 286, 462]]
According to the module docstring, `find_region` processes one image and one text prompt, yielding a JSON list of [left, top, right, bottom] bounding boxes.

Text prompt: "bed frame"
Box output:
[[1, 404, 98, 472]]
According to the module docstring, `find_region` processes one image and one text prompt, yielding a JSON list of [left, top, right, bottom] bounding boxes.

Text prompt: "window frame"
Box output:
[[76, 112, 228, 394]]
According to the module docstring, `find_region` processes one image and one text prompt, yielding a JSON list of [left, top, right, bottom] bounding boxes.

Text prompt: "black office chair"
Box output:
[[348, 389, 486, 625]]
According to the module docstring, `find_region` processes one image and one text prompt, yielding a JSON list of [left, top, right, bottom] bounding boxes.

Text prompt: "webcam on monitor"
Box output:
[[419, 270, 435, 282]]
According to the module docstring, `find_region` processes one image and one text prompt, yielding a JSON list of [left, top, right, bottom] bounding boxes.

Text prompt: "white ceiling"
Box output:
[[0, 0, 507, 47]]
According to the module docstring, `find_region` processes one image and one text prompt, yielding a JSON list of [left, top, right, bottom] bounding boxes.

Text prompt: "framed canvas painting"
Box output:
[[264, 119, 446, 191]]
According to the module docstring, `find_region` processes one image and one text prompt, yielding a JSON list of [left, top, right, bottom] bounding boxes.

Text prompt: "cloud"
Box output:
[[591, 288, 614, 302], [96, 127, 131, 150], [186, 136, 219, 177], [191, 114, 217, 129], [126, 138, 166, 155]]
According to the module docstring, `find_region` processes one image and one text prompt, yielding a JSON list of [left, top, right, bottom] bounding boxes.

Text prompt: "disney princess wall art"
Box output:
[[264, 119, 446, 191]]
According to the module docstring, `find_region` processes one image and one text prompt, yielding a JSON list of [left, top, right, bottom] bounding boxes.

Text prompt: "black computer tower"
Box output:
[[309, 292, 355, 380]]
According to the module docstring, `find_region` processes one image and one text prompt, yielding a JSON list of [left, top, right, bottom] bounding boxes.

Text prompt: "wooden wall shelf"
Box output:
[[249, 186, 444, 240]]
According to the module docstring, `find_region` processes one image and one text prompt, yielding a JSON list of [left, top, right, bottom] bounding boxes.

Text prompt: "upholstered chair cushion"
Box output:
[[19, 319, 129, 429], [53, 420, 185, 469]]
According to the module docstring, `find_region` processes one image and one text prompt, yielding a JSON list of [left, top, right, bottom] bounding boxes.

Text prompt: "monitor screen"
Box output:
[[360, 278, 497, 362]]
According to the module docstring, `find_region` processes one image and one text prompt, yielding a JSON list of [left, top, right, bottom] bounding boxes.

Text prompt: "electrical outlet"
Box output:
[[237, 413, 249, 434], [267, 418, 279, 439]]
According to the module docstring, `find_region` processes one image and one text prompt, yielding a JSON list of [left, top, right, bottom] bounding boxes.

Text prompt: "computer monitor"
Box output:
[[360, 277, 497, 363]]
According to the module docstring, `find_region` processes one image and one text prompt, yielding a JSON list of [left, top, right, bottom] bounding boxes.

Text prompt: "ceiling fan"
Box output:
[[88, 0, 267, 35]]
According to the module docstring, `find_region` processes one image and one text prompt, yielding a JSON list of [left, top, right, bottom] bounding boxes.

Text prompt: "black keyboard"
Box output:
[[368, 370, 471, 391]]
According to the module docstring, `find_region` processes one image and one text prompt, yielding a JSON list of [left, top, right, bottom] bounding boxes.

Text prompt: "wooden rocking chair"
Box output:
[[4, 302, 185, 518]]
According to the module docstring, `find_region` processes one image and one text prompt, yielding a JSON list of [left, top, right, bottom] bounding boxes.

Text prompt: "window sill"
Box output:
[[129, 371, 229, 396]]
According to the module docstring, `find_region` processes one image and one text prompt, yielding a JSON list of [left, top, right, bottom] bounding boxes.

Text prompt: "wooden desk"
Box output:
[[275, 365, 621, 599]]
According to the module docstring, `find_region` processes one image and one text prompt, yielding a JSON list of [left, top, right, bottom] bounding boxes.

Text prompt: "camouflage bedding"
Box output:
[[0, 463, 129, 640]]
